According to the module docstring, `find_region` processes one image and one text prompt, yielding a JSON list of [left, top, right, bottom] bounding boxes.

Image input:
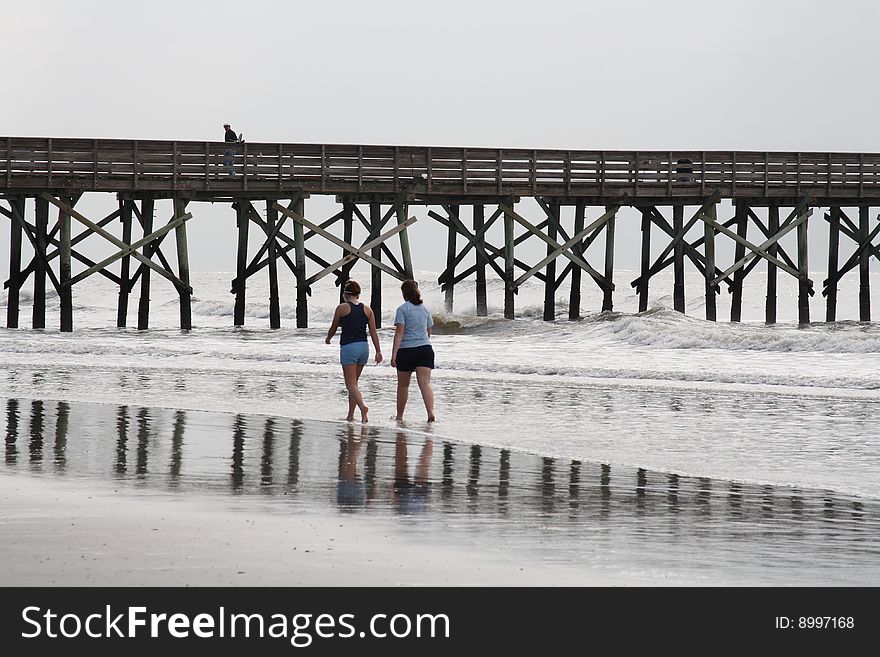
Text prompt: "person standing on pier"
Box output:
[[391, 280, 436, 423], [223, 123, 239, 175], [325, 280, 383, 422]]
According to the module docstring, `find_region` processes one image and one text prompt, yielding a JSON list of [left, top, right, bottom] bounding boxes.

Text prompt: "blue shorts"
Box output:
[[340, 341, 369, 366]]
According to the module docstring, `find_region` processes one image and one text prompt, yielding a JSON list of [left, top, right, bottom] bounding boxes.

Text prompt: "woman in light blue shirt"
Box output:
[[390, 280, 435, 422]]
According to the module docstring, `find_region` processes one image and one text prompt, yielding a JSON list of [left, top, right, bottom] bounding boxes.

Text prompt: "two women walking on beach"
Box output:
[[326, 279, 435, 424]]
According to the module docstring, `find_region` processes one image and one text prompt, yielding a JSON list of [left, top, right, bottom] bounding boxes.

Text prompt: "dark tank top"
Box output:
[[340, 302, 368, 345]]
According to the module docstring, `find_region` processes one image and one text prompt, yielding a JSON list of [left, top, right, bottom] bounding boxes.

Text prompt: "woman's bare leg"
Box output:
[[355, 363, 368, 421], [396, 370, 413, 421], [343, 364, 367, 422], [415, 367, 435, 421]]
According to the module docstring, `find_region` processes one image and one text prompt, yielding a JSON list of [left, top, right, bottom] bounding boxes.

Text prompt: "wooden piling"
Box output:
[[765, 204, 779, 324], [117, 200, 133, 327], [504, 203, 515, 319], [339, 199, 354, 303], [444, 206, 457, 313], [174, 198, 192, 330], [474, 204, 488, 315], [826, 207, 840, 322], [6, 198, 23, 328], [569, 201, 584, 318], [369, 201, 382, 328], [397, 201, 413, 278], [543, 202, 558, 321], [59, 196, 73, 332], [293, 196, 308, 328], [233, 200, 249, 326], [730, 200, 747, 322], [638, 208, 651, 312], [704, 202, 717, 321], [673, 204, 685, 313], [33, 197, 48, 329], [266, 200, 281, 329], [859, 205, 871, 321], [797, 204, 810, 325], [137, 198, 154, 330], [602, 205, 616, 313]]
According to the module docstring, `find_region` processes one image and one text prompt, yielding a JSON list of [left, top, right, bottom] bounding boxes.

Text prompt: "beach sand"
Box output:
[[0, 472, 623, 587]]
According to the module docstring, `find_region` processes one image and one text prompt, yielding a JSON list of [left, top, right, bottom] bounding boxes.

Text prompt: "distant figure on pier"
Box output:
[[325, 280, 383, 422], [391, 280, 436, 423], [223, 123, 240, 175], [675, 157, 695, 183]]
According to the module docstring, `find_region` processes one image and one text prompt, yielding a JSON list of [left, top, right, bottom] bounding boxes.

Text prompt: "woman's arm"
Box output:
[[366, 307, 383, 363], [325, 305, 343, 344], [390, 324, 405, 367]]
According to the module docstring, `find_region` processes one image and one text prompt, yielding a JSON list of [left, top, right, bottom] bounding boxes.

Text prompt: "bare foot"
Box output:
[[360, 406, 369, 423], [345, 415, 354, 422], [427, 415, 436, 422]]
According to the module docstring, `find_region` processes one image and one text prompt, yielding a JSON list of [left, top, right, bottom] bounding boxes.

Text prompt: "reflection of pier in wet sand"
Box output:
[[2, 396, 879, 585]]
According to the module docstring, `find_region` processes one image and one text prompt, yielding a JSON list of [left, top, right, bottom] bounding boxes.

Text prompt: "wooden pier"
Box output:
[[2, 136, 879, 330]]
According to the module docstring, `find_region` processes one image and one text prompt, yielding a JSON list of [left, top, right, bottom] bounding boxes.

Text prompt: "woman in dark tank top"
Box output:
[[325, 280, 383, 422]]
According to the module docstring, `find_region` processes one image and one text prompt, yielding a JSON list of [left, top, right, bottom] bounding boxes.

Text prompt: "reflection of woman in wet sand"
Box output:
[[325, 280, 383, 422], [392, 431, 433, 515], [337, 423, 367, 510]]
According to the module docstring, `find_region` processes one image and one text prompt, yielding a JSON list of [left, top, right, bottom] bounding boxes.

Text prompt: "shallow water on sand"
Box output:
[[3, 397, 879, 586]]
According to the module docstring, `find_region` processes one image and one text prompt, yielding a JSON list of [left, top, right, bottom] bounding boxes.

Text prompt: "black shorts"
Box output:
[[395, 345, 435, 372]]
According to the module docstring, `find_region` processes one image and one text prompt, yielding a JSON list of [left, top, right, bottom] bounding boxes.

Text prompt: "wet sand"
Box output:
[[0, 472, 619, 586]]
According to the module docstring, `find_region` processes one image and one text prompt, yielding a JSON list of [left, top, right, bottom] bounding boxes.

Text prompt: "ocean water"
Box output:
[[1, 267, 880, 584]]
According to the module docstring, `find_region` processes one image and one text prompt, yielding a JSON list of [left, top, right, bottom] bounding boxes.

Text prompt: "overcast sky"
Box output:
[[3, 0, 880, 275]]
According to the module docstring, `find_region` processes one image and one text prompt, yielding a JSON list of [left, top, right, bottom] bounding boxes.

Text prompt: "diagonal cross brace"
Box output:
[[304, 216, 417, 286], [430, 207, 503, 283], [822, 214, 880, 292], [273, 203, 411, 281], [825, 210, 880, 262], [3, 199, 62, 293], [710, 201, 813, 288], [514, 205, 619, 290], [500, 203, 606, 287], [432, 206, 507, 282], [40, 193, 193, 294]]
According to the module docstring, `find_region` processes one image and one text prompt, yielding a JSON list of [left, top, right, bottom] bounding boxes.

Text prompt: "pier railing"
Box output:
[[3, 137, 880, 200]]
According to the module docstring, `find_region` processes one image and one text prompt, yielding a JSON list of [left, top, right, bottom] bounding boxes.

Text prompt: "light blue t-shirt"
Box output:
[[394, 301, 433, 349]]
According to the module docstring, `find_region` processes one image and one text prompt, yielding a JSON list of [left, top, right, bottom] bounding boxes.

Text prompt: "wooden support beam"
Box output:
[[639, 208, 651, 313], [474, 204, 488, 316], [569, 201, 584, 319], [397, 201, 413, 278], [543, 202, 559, 321], [602, 205, 616, 313], [860, 205, 871, 321], [826, 207, 840, 322], [339, 199, 354, 302], [294, 197, 308, 328], [233, 201, 249, 326], [673, 204, 685, 313], [369, 202, 382, 328], [174, 198, 192, 330], [445, 205, 458, 313], [704, 202, 717, 321], [137, 198, 154, 330], [822, 216, 880, 296], [766, 205, 778, 325], [59, 196, 73, 332], [33, 197, 48, 329], [731, 201, 747, 323], [117, 200, 133, 327], [6, 199, 23, 328], [504, 203, 515, 319], [266, 200, 281, 329], [433, 207, 507, 283], [797, 204, 810, 325]]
